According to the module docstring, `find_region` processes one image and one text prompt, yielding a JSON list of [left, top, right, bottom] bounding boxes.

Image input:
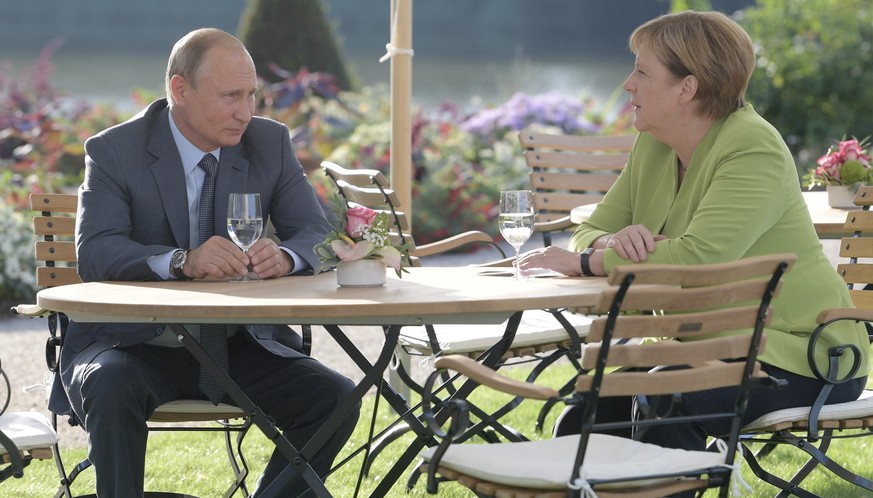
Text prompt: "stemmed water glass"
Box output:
[[499, 190, 535, 280], [227, 192, 263, 281]]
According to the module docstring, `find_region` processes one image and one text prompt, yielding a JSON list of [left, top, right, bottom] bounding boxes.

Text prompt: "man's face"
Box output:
[[170, 44, 257, 152]]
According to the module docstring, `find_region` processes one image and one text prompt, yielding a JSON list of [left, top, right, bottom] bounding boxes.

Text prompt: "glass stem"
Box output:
[[514, 248, 521, 280]]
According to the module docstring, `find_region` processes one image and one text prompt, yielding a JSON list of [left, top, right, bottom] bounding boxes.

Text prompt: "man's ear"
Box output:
[[169, 74, 188, 105]]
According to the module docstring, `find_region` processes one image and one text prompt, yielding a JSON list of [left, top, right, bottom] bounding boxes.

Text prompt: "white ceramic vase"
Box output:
[[336, 259, 387, 287], [826, 185, 857, 209]]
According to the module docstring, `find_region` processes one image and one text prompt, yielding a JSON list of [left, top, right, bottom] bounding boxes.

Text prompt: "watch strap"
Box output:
[[579, 248, 595, 276]]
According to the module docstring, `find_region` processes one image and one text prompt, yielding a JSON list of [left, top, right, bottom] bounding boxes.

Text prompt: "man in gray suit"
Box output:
[[50, 28, 359, 497]]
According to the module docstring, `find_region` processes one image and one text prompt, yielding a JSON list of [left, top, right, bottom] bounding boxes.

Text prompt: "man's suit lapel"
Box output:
[[147, 106, 191, 248]]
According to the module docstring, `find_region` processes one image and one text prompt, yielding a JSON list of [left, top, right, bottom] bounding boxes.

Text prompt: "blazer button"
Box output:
[[111, 341, 121, 348], [155, 326, 165, 335]]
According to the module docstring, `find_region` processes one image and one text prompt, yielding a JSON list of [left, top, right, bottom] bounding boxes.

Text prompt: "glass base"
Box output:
[[229, 271, 261, 282]]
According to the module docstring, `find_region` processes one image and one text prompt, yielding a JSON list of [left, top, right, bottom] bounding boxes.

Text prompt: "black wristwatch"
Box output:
[[170, 249, 191, 280], [579, 247, 596, 276]]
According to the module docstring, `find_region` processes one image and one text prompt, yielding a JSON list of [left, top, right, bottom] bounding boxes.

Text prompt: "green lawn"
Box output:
[[4, 363, 873, 497]]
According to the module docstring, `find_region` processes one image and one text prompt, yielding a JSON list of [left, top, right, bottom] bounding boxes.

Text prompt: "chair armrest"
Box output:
[[9, 303, 49, 318], [534, 216, 576, 234], [815, 307, 873, 324], [433, 355, 560, 401], [413, 230, 506, 259]]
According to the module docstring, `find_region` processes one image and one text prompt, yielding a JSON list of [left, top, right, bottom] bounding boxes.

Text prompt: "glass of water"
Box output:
[[499, 190, 535, 280], [227, 192, 263, 281]]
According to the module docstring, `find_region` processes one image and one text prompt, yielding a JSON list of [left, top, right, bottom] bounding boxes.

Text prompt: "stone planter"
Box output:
[[336, 259, 387, 287], [827, 185, 857, 209]]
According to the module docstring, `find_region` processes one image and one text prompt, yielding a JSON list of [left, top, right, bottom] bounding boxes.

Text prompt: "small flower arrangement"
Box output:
[[805, 136, 872, 189], [314, 194, 409, 277]]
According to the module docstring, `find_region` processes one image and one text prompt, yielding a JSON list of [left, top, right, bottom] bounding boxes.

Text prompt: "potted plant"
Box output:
[[314, 194, 409, 286], [804, 136, 872, 208]]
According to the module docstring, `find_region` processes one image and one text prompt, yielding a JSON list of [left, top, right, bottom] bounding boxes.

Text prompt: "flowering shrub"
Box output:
[[1, 42, 126, 305], [0, 202, 37, 306], [314, 194, 410, 277], [805, 137, 872, 189]]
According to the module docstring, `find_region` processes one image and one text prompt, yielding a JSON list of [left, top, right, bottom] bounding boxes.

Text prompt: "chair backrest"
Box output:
[[519, 131, 635, 223], [29, 193, 81, 288], [573, 253, 794, 478], [322, 161, 420, 265], [836, 185, 873, 310]]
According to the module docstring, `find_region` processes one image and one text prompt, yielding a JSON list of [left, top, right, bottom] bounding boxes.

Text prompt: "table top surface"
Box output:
[[571, 191, 851, 237], [37, 266, 610, 326]]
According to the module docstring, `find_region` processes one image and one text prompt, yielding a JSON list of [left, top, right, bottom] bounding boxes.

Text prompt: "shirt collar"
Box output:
[[168, 109, 221, 175]]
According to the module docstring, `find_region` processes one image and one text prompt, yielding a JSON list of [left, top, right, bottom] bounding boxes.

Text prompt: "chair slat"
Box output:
[[29, 193, 78, 213], [581, 335, 757, 370], [577, 361, 753, 397], [853, 186, 873, 207], [843, 210, 873, 231], [595, 279, 778, 315], [838, 237, 873, 258], [36, 267, 82, 287], [35, 241, 77, 263], [587, 306, 768, 343], [32, 216, 76, 237]]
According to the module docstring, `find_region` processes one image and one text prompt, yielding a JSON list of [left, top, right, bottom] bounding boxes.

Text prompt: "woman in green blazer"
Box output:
[[518, 10, 869, 452]]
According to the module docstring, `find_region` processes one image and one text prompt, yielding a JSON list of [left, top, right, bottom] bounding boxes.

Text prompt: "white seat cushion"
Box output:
[[152, 399, 245, 416], [743, 389, 873, 432], [399, 309, 592, 355], [0, 411, 59, 454], [421, 433, 730, 490]]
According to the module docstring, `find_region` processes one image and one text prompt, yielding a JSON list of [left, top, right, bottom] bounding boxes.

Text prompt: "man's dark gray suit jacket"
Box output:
[[49, 98, 332, 415]]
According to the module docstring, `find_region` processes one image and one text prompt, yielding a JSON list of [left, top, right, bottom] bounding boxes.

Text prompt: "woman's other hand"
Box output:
[[596, 225, 666, 262]]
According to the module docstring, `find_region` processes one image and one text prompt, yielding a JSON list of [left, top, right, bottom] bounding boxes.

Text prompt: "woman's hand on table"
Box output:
[[517, 246, 602, 277], [595, 225, 665, 263]]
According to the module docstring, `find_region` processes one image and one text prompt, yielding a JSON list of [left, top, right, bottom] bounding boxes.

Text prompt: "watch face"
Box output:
[[171, 251, 186, 268]]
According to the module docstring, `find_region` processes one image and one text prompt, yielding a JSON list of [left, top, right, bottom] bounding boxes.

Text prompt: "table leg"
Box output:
[[368, 312, 525, 496], [169, 324, 332, 498]]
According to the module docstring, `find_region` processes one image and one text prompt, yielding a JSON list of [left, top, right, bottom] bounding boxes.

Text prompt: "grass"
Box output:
[[4, 363, 873, 497]]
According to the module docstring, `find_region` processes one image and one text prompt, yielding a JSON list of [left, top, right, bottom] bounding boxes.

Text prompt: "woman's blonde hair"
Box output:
[[629, 10, 755, 120]]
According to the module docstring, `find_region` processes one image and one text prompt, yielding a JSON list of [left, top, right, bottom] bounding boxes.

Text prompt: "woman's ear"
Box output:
[[678, 75, 698, 103]]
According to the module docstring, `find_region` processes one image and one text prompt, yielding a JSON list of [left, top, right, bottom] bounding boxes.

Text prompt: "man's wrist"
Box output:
[[170, 249, 191, 280]]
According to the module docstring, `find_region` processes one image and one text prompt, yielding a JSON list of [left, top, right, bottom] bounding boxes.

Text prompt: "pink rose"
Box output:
[[838, 140, 871, 166], [345, 205, 377, 237]]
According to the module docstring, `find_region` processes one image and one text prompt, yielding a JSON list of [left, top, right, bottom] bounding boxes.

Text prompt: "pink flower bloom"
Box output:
[[838, 140, 871, 166], [345, 205, 377, 237]]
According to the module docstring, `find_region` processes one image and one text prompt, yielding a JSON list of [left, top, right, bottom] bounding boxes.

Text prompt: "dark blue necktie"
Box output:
[[196, 153, 228, 404]]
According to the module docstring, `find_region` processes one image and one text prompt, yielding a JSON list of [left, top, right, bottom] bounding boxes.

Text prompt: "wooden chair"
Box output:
[[321, 162, 592, 474], [738, 186, 873, 497], [0, 353, 59, 485], [321, 160, 507, 265], [519, 132, 635, 246], [417, 253, 794, 498], [9, 193, 252, 498]]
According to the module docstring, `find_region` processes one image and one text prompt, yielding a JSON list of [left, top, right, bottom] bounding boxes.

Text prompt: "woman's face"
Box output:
[[623, 47, 684, 139]]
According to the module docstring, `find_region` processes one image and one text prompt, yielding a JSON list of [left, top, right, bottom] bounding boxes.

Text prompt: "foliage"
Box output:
[[0, 41, 127, 209], [740, 0, 873, 172], [314, 194, 410, 277], [0, 202, 37, 305], [238, 0, 356, 91], [804, 136, 872, 189], [0, 42, 126, 304]]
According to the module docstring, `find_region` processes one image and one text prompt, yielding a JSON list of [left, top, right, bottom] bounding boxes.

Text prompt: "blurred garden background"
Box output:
[[1, 0, 871, 308]]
